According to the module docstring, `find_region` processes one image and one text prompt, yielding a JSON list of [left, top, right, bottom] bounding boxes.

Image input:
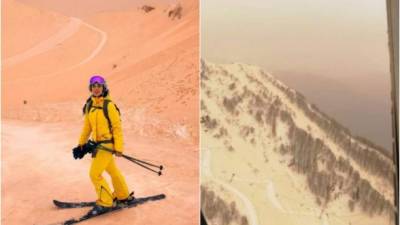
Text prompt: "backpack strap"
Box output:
[[103, 100, 121, 130], [103, 99, 113, 134], [83, 97, 93, 115]]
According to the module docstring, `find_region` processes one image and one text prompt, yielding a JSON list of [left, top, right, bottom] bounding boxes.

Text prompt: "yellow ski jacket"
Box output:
[[78, 95, 124, 152]]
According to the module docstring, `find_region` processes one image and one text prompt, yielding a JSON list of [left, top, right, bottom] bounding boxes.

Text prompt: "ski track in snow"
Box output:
[[213, 178, 260, 225], [235, 175, 331, 225], [204, 146, 332, 225], [74, 19, 107, 67], [3, 17, 82, 66], [5, 17, 108, 83], [203, 147, 259, 225], [266, 180, 284, 211]]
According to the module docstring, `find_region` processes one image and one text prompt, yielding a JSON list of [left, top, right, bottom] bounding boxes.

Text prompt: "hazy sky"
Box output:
[[202, 0, 393, 150]]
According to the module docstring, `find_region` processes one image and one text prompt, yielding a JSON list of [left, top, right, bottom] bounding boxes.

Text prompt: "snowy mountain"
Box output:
[[201, 60, 395, 225]]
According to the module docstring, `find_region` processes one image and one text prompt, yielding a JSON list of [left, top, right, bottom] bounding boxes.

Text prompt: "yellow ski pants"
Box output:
[[89, 146, 130, 207]]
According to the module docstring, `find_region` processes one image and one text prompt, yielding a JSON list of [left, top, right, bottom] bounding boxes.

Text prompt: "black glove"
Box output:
[[72, 141, 100, 160], [72, 145, 88, 159]]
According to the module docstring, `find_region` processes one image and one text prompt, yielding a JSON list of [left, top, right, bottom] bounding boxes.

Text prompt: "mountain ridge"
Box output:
[[201, 60, 395, 225]]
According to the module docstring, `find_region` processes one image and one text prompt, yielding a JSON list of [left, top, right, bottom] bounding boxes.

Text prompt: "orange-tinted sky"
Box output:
[[202, 0, 393, 150], [202, 0, 389, 84]]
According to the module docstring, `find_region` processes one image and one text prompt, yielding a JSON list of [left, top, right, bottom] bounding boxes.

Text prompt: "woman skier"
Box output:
[[74, 75, 133, 215]]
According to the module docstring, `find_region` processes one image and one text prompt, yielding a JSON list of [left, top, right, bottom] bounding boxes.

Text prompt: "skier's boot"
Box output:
[[88, 204, 112, 216], [114, 192, 135, 207]]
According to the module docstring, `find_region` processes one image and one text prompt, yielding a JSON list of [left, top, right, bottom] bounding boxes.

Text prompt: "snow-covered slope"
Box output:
[[2, 1, 199, 224], [2, 0, 199, 143], [201, 61, 395, 225]]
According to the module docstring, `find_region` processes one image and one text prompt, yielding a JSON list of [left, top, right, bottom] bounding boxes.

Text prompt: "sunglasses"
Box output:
[[90, 83, 104, 88]]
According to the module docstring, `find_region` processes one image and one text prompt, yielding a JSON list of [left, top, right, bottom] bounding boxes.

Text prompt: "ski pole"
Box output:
[[120, 153, 163, 170], [96, 144, 162, 168], [122, 155, 162, 176], [97, 145, 163, 176], [97, 144, 163, 170], [100, 146, 162, 176]]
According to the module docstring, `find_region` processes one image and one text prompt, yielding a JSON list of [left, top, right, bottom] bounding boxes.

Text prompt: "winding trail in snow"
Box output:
[[3, 17, 82, 66], [202, 147, 259, 225], [233, 174, 334, 224], [266, 180, 284, 211], [203, 146, 334, 225], [4, 17, 108, 83], [74, 20, 107, 67]]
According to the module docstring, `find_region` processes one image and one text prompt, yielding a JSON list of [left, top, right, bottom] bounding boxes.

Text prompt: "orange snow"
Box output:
[[2, 0, 199, 224], [2, 0, 199, 142]]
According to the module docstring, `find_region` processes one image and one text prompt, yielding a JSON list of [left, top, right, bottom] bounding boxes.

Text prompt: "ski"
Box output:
[[54, 191, 135, 209], [53, 200, 96, 209], [51, 194, 165, 225]]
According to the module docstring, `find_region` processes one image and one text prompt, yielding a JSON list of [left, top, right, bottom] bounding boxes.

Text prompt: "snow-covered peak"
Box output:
[[201, 61, 395, 224]]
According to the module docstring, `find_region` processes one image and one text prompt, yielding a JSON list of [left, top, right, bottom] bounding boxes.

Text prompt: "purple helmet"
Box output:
[[89, 75, 106, 85], [89, 75, 109, 96]]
